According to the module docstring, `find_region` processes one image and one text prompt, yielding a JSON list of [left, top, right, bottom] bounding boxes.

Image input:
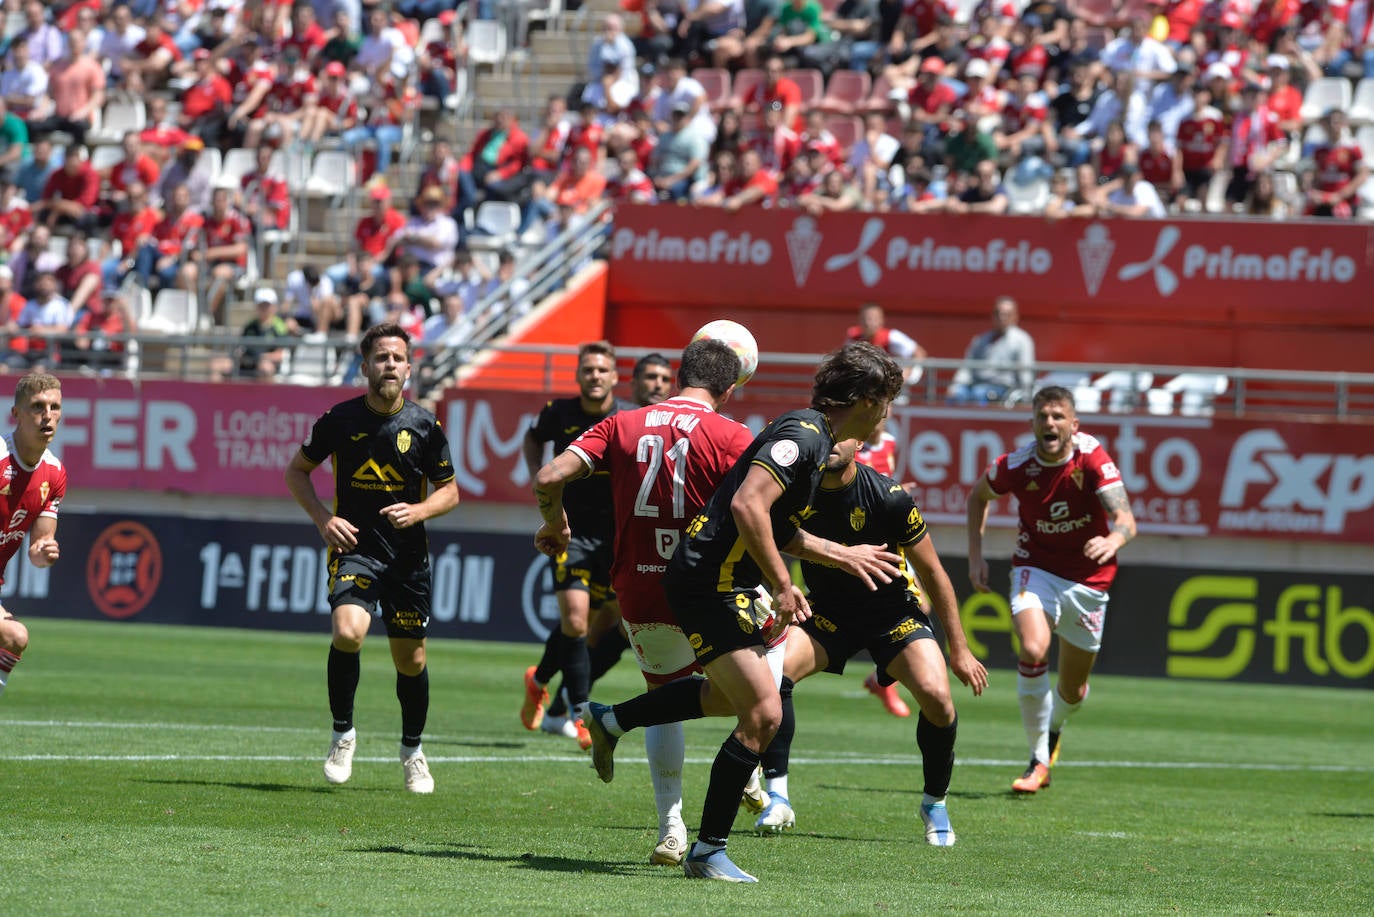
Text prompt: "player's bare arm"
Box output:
[[965, 474, 998, 593], [731, 465, 810, 627], [521, 428, 546, 481], [905, 535, 987, 696], [531, 451, 590, 556], [27, 515, 59, 568], [285, 449, 359, 551], [1084, 484, 1136, 565], [784, 528, 902, 591], [380, 479, 460, 529]]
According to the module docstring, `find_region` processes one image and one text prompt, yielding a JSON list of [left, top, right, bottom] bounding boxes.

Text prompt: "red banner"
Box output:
[[51, 377, 355, 498], [436, 390, 1374, 544], [607, 206, 1374, 323]]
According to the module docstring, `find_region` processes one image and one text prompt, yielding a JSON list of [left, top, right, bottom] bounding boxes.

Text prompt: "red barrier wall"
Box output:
[[604, 207, 1374, 371]]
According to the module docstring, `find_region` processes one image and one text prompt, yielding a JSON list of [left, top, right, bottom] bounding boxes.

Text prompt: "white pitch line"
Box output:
[[0, 752, 1369, 772]]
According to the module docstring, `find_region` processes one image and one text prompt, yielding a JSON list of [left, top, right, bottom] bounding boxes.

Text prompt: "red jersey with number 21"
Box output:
[[985, 431, 1123, 591], [0, 433, 66, 586], [568, 395, 754, 621]]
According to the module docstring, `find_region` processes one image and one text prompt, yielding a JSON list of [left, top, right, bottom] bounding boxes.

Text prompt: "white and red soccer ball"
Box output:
[[690, 319, 759, 387]]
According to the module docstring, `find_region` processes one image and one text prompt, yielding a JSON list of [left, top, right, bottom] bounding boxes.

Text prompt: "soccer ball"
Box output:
[[691, 319, 759, 387]]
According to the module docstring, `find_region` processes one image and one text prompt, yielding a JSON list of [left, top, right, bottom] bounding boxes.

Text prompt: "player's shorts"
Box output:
[[1009, 565, 1108, 654], [663, 578, 773, 668], [801, 597, 936, 687], [552, 533, 615, 606], [328, 554, 432, 640], [622, 618, 702, 685]]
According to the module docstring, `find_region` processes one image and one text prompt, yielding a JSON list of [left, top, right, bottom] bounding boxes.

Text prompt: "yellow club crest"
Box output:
[[849, 507, 866, 532], [397, 430, 412, 454], [39, 481, 49, 503], [1071, 468, 1084, 490]]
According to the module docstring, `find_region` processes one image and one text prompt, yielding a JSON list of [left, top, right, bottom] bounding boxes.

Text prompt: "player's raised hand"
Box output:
[[534, 521, 570, 557], [28, 537, 59, 567], [833, 543, 903, 590], [380, 503, 418, 529], [321, 515, 359, 551]]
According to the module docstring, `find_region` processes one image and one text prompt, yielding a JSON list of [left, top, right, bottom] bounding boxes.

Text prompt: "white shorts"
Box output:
[[1009, 566, 1109, 654], [624, 618, 699, 685]]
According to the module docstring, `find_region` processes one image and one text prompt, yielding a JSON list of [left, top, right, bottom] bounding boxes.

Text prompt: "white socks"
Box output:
[[1017, 664, 1052, 764], [645, 723, 685, 837]]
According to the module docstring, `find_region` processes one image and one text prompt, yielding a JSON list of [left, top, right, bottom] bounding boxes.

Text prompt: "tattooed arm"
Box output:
[[1085, 484, 1136, 565]]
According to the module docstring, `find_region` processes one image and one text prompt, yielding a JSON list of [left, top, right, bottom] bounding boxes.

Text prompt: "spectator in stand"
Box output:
[[519, 146, 608, 235], [696, 150, 738, 203], [801, 109, 843, 169], [304, 61, 360, 146], [1139, 120, 1176, 204], [745, 55, 804, 131], [417, 10, 464, 109], [414, 140, 460, 215], [355, 7, 415, 90], [0, 264, 29, 369], [141, 97, 191, 167], [122, 18, 183, 96], [995, 71, 1055, 163], [808, 0, 880, 75], [945, 157, 1009, 213], [908, 56, 960, 151], [24, 30, 105, 148], [1174, 83, 1225, 210], [1325, 0, 1374, 78], [606, 147, 658, 205], [682, 0, 748, 67], [99, 5, 145, 91], [136, 183, 202, 294], [340, 250, 393, 341], [196, 187, 253, 325], [282, 3, 328, 66], [528, 95, 573, 189], [14, 271, 73, 370], [1201, 61, 1233, 116], [627, 0, 688, 66], [1224, 82, 1287, 207], [209, 289, 292, 383], [1305, 108, 1369, 218], [884, 4, 958, 95], [239, 145, 292, 238], [456, 110, 531, 221], [1100, 18, 1177, 88], [344, 75, 417, 180], [1246, 170, 1290, 218], [1263, 55, 1303, 135], [948, 295, 1035, 406], [587, 15, 640, 117], [157, 139, 213, 214], [1044, 166, 1097, 218], [956, 58, 1004, 123], [848, 302, 925, 392], [709, 0, 778, 70], [66, 291, 135, 374], [749, 99, 802, 176], [1092, 119, 1137, 181], [9, 224, 62, 299], [1148, 64, 1195, 145], [54, 232, 102, 319], [712, 108, 745, 158], [0, 178, 32, 254], [653, 59, 716, 146], [721, 147, 779, 210], [1101, 160, 1167, 217], [12, 1, 66, 68], [102, 181, 160, 291], [319, 7, 363, 69], [1083, 70, 1149, 152], [850, 112, 900, 208], [944, 110, 1000, 177], [1053, 59, 1102, 167], [245, 49, 317, 150], [331, 184, 407, 286], [798, 163, 863, 213], [650, 102, 710, 202], [766, 0, 831, 69], [285, 265, 343, 335], [105, 132, 161, 214], [0, 36, 51, 124], [386, 186, 460, 273], [0, 99, 26, 185], [180, 48, 234, 149], [34, 144, 100, 233]]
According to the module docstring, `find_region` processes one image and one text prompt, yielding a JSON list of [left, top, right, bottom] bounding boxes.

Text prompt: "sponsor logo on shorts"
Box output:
[[812, 614, 837, 633]]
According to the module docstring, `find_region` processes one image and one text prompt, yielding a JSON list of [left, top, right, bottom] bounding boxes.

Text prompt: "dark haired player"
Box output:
[[285, 323, 459, 793]]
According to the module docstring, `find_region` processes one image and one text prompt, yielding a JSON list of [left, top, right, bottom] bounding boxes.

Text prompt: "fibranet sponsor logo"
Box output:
[[1079, 223, 1359, 298], [610, 227, 773, 265], [821, 217, 1053, 288]]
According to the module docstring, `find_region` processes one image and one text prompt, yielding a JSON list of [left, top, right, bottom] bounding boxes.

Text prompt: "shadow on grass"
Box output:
[[814, 783, 1004, 803], [1317, 812, 1374, 819], [423, 737, 527, 750], [356, 843, 649, 875], [136, 778, 360, 795], [599, 824, 885, 844]]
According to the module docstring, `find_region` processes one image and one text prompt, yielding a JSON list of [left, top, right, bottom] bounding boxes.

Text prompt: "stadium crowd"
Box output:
[[0, 0, 1371, 381]]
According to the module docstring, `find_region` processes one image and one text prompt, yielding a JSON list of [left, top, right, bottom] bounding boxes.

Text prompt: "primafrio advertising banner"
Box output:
[[8, 511, 1369, 689]]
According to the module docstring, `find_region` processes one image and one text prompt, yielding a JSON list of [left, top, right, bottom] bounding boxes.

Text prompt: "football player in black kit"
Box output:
[[518, 341, 633, 748], [753, 437, 987, 845], [285, 322, 459, 794], [585, 341, 908, 883]]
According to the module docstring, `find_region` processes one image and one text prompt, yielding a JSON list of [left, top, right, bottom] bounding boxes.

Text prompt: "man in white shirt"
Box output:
[[586, 14, 640, 113], [1103, 161, 1166, 218], [0, 36, 51, 120], [653, 58, 716, 144], [98, 5, 146, 85], [1099, 19, 1176, 89], [16, 270, 73, 368], [356, 7, 415, 84]]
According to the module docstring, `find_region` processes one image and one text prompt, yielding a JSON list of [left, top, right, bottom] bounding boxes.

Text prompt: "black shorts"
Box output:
[[553, 532, 615, 606], [1182, 168, 1213, 198], [664, 581, 769, 667], [328, 554, 432, 640], [801, 598, 936, 687]]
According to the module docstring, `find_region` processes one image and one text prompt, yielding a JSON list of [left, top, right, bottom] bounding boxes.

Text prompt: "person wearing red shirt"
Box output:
[[245, 52, 318, 149], [1306, 108, 1370, 218], [968, 385, 1137, 795], [66, 291, 135, 373], [54, 232, 103, 317], [745, 56, 804, 131], [0, 264, 29, 363], [180, 50, 234, 148], [239, 145, 292, 235], [747, 101, 803, 176], [103, 181, 161, 290], [519, 145, 608, 235], [1139, 120, 1176, 202], [1175, 86, 1226, 208], [456, 110, 532, 216], [105, 131, 161, 207], [322, 184, 406, 291], [1225, 82, 1287, 204], [529, 94, 572, 181], [994, 72, 1053, 161], [413, 140, 461, 214], [722, 148, 779, 210], [0, 179, 32, 256], [303, 62, 358, 144], [800, 110, 844, 168], [35, 144, 101, 232], [1263, 55, 1303, 133], [136, 184, 203, 292], [908, 56, 959, 131], [280, 3, 327, 64], [954, 58, 1004, 121], [1249, 0, 1301, 44], [121, 18, 182, 95], [605, 147, 657, 205], [1150, 0, 1205, 44], [141, 97, 191, 165], [196, 187, 253, 323], [565, 99, 607, 168]]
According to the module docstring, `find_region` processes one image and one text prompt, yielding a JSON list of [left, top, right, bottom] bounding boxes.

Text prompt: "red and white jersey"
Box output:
[[1312, 143, 1364, 193], [1177, 109, 1226, 170], [801, 127, 843, 167], [567, 395, 754, 620], [0, 433, 65, 586], [955, 83, 1004, 119], [1000, 92, 1048, 134], [985, 432, 1124, 591], [855, 431, 898, 478]]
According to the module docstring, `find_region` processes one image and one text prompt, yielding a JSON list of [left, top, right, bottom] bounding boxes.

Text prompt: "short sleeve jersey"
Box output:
[[985, 432, 1123, 590], [801, 463, 926, 610], [568, 395, 754, 590], [299, 396, 454, 569], [669, 407, 834, 593], [0, 432, 66, 586], [528, 396, 632, 539]]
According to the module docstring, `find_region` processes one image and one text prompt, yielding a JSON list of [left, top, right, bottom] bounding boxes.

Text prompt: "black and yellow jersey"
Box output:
[[300, 396, 454, 567], [670, 408, 834, 593], [801, 462, 927, 608], [528, 396, 631, 539]]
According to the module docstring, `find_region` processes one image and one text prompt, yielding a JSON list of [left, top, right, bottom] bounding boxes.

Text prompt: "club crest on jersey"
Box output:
[[1071, 468, 1084, 489], [39, 481, 49, 503], [849, 507, 866, 531], [397, 429, 412, 454]]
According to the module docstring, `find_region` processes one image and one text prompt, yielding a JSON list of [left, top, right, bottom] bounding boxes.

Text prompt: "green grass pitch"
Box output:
[[1, 619, 1370, 915]]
